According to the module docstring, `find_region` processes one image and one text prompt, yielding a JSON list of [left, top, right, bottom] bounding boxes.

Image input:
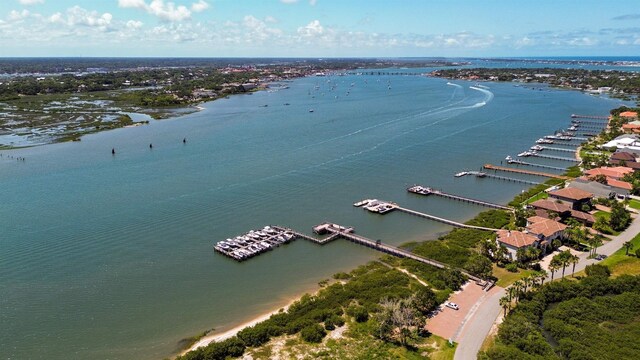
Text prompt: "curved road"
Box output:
[[453, 214, 640, 360]]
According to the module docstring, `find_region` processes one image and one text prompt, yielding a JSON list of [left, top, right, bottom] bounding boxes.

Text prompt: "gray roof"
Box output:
[[567, 179, 629, 198]]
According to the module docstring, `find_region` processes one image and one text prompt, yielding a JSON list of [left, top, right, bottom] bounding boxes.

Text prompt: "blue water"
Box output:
[[0, 71, 628, 359]]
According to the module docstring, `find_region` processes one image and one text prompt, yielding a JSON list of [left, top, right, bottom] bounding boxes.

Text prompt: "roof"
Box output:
[[606, 177, 633, 190], [527, 216, 550, 224], [623, 123, 640, 130], [497, 230, 539, 249], [620, 111, 638, 118], [548, 187, 593, 201], [610, 152, 636, 162], [530, 199, 572, 213], [585, 166, 634, 179], [526, 217, 567, 238], [567, 178, 630, 198], [570, 210, 596, 224]]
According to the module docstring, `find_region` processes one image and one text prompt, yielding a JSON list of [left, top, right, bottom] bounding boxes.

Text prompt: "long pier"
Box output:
[[395, 206, 498, 232], [531, 153, 579, 162], [274, 224, 487, 284], [507, 160, 566, 171], [483, 164, 569, 179], [571, 114, 609, 120], [408, 185, 511, 211], [540, 146, 576, 153], [481, 173, 541, 185]]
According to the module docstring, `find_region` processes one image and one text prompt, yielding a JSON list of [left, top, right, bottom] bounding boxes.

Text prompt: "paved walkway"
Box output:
[[452, 214, 640, 359]]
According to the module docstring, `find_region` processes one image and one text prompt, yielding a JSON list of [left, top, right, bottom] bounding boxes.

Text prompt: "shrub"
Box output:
[[636, 248, 640, 258], [346, 304, 369, 322], [505, 263, 518, 273], [585, 264, 611, 278], [300, 324, 326, 343], [324, 314, 345, 331]]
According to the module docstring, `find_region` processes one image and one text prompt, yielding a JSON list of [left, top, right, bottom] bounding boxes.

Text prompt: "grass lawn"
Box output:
[[628, 199, 640, 210], [524, 191, 548, 204], [493, 264, 534, 288], [425, 335, 457, 360], [600, 232, 640, 277]]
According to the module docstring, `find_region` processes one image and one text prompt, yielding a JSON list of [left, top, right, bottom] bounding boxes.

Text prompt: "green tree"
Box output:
[[499, 296, 511, 317], [414, 287, 438, 314], [623, 241, 633, 256], [464, 254, 493, 280], [300, 324, 326, 343], [609, 201, 631, 231]]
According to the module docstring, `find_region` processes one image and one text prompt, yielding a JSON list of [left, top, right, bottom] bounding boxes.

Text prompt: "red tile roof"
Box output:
[[526, 217, 567, 238], [530, 199, 572, 213], [620, 111, 638, 118], [610, 152, 636, 162], [497, 230, 539, 249], [585, 166, 634, 179], [570, 210, 596, 224], [606, 177, 633, 190], [548, 187, 593, 201]]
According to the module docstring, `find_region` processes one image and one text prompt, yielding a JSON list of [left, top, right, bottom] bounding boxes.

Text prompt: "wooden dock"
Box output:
[[540, 146, 576, 153], [483, 164, 569, 179], [507, 160, 566, 171], [408, 185, 511, 210], [531, 153, 579, 162], [326, 228, 484, 283], [394, 206, 498, 232], [571, 114, 609, 120]]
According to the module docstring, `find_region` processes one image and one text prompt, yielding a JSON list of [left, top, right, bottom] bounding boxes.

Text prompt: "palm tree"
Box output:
[[569, 254, 580, 276], [591, 234, 605, 257], [552, 238, 563, 250], [549, 257, 561, 280], [623, 241, 633, 256], [522, 276, 532, 293], [512, 280, 524, 302], [536, 269, 548, 287], [507, 286, 517, 302], [499, 296, 510, 317]]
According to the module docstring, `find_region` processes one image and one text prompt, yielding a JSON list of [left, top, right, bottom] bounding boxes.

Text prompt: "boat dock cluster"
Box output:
[[214, 226, 296, 261], [353, 199, 398, 214]]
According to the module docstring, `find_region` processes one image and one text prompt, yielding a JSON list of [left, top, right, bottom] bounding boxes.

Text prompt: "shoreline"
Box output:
[[180, 283, 323, 357]]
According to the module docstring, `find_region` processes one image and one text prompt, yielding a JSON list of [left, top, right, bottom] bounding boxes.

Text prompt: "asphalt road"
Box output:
[[453, 214, 640, 359]]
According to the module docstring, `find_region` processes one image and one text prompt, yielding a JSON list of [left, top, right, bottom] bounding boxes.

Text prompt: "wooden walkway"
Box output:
[[531, 153, 579, 162], [483, 164, 569, 179], [395, 206, 498, 232], [571, 114, 609, 120], [408, 185, 511, 211], [507, 160, 566, 171], [272, 225, 485, 283], [541, 146, 575, 153]]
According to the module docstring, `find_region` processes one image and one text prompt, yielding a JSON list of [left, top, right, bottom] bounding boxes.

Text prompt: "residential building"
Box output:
[[548, 187, 593, 210]]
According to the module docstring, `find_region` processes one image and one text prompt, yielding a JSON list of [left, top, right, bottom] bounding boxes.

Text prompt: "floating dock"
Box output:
[[407, 185, 511, 210], [214, 226, 296, 261], [483, 164, 569, 180]]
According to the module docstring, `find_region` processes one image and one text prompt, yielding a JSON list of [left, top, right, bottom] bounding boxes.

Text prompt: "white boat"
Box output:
[[530, 145, 544, 151], [353, 200, 371, 207], [454, 171, 468, 177], [518, 151, 533, 157]]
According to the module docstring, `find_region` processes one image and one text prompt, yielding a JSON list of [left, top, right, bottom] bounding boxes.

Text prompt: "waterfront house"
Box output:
[[529, 199, 595, 225], [548, 187, 593, 210], [610, 151, 636, 165], [620, 111, 638, 119], [525, 216, 567, 253], [622, 121, 640, 133], [496, 229, 540, 260], [585, 166, 634, 180], [567, 178, 630, 199]]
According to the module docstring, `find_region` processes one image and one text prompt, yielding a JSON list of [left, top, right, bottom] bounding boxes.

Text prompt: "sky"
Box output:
[[0, 0, 639, 57]]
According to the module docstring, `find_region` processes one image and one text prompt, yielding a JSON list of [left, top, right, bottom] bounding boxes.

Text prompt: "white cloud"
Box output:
[[18, 0, 44, 5], [46, 6, 113, 31], [191, 0, 209, 12], [118, 0, 197, 21], [297, 20, 324, 37], [8, 9, 30, 21], [126, 20, 144, 29]]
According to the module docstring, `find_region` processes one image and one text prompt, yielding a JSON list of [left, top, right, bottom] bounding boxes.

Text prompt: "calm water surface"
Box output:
[[0, 71, 625, 359]]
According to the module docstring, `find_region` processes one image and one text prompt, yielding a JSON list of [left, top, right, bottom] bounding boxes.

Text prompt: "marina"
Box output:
[[214, 226, 295, 261], [407, 185, 511, 210]]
